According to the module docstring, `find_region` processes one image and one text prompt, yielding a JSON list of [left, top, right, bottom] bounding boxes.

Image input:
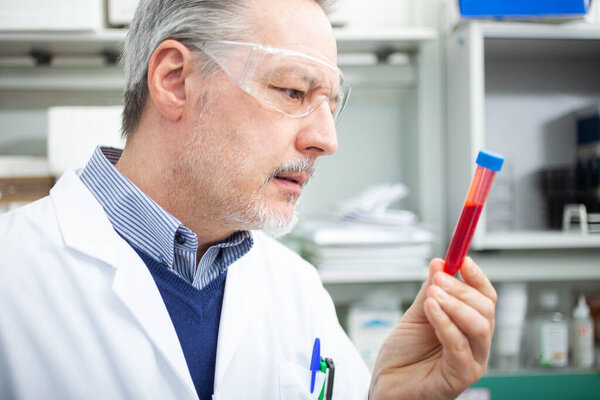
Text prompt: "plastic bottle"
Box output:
[[493, 283, 528, 370], [534, 290, 568, 368], [572, 294, 595, 368]]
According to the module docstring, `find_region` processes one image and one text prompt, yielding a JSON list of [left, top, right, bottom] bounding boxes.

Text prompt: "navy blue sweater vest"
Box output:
[[132, 247, 227, 400]]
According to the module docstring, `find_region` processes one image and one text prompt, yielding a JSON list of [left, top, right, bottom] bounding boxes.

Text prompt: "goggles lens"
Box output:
[[199, 41, 350, 122]]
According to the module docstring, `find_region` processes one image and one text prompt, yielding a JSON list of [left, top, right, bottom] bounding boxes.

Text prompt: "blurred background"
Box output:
[[1, 1, 600, 398]]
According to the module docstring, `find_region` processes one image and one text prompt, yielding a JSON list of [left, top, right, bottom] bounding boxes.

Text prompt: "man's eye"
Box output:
[[275, 87, 305, 100]]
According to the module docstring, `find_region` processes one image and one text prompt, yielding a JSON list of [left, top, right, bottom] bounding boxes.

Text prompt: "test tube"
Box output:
[[444, 150, 504, 276]]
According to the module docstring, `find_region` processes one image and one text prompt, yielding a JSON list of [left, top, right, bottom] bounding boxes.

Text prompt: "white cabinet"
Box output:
[[447, 21, 600, 250], [445, 22, 600, 379], [446, 20, 600, 282]]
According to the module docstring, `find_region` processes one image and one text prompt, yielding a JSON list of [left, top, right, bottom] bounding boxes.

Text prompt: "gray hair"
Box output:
[[121, 0, 336, 139]]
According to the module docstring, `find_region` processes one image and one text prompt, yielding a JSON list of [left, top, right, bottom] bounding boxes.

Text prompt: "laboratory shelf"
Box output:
[[0, 66, 124, 91], [319, 248, 600, 283], [470, 369, 600, 400], [318, 248, 600, 283], [477, 231, 600, 250], [475, 20, 600, 40], [0, 29, 127, 59], [334, 27, 438, 54], [446, 20, 600, 258], [0, 27, 437, 60], [0, 63, 415, 94], [473, 249, 600, 282], [319, 269, 428, 284], [0, 27, 433, 92]]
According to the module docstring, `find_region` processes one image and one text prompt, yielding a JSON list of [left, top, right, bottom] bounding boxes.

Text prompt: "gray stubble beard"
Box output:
[[179, 96, 315, 238]]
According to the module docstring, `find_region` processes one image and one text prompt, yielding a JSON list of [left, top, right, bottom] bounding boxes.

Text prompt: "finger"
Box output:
[[427, 257, 444, 285], [423, 298, 480, 386], [460, 257, 497, 305], [403, 258, 444, 322], [428, 285, 492, 364], [432, 271, 495, 325]]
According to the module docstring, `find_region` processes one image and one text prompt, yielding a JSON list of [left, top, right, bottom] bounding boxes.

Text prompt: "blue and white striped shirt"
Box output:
[[79, 146, 253, 290]]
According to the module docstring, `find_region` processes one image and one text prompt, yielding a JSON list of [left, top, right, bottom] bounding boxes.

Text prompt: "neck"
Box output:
[[115, 131, 237, 260]]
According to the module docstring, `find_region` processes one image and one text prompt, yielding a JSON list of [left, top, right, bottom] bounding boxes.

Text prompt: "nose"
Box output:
[[295, 101, 338, 158]]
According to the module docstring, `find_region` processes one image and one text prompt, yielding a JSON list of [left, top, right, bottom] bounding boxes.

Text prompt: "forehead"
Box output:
[[246, 0, 338, 66]]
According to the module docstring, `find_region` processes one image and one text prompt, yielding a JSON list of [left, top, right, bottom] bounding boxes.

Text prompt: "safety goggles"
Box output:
[[197, 40, 350, 122]]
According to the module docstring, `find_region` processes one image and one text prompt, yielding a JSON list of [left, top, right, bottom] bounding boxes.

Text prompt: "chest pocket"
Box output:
[[279, 361, 326, 400]]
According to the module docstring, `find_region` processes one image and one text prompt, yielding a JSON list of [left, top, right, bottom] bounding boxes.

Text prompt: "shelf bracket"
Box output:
[[30, 49, 52, 66]]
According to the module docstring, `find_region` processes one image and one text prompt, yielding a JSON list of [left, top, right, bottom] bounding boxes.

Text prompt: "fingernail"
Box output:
[[464, 257, 473, 270], [430, 299, 443, 314], [439, 272, 453, 290], [464, 257, 478, 276], [432, 285, 449, 302]]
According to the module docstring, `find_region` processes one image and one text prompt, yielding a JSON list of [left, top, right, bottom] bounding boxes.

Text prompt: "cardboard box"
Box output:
[[0, 176, 54, 203]]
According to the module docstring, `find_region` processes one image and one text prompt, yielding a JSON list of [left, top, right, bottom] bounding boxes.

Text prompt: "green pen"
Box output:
[[318, 358, 327, 400]]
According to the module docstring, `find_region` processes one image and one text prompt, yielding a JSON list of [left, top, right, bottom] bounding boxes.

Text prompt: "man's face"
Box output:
[[177, 0, 339, 237]]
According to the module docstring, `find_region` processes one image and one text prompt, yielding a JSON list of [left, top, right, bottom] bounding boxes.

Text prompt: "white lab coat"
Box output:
[[0, 171, 371, 400]]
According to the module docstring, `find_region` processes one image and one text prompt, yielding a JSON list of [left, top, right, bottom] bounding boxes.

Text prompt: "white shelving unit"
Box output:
[[484, 231, 600, 250], [473, 249, 600, 282], [446, 20, 600, 251], [479, 20, 600, 40], [0, 29, 126, 58], [334, 26, 438, 53], [320, 269, 429, 284], [320, 248, 600, 284], [0, 27, 438, 57], [0, 67, 124, 91]]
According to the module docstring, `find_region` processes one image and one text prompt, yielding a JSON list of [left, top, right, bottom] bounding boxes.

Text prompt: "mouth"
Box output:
[[273, 173, 309, 187], [272, 172, 310, 195]]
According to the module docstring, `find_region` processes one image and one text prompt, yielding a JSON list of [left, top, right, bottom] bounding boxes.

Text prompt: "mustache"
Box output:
[[264, 157, 317, 187]]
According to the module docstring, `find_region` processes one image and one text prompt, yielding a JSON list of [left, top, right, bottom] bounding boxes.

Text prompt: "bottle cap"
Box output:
[[573, 294, 591, 318], [476, 149, 504, 172], [539, 290, 559, 309]]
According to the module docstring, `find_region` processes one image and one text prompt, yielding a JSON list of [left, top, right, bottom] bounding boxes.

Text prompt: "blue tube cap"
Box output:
[[476, 149, 504, 172]]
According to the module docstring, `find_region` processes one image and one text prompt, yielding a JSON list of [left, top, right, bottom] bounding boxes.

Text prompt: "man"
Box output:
[[0, 0, 496, 399]]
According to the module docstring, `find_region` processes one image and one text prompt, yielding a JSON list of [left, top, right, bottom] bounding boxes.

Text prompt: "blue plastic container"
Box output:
[[459, 0, 590, 18]]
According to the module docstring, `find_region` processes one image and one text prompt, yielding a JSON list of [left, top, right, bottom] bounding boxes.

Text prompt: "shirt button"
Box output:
[[175, 232, 186, 245]]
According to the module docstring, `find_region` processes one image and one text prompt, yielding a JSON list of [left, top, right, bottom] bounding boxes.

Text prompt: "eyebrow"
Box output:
[[270, 64, 314, 83], [270, 63, 341, 94]]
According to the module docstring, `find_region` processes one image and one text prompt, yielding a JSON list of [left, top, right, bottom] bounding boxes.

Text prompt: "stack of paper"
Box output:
[[291, 183, 434, 275], [293, 220, 434, 273]]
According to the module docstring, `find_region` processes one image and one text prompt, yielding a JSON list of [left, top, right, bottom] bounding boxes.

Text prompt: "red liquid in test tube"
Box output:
[[444, 150, 504, 276]]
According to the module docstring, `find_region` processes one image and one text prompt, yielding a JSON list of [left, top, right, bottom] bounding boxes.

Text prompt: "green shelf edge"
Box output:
[[470, 370, 600, 400]]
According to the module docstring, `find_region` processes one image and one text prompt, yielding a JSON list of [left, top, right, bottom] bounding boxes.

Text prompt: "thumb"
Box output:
[[403, 258, 444, 322]]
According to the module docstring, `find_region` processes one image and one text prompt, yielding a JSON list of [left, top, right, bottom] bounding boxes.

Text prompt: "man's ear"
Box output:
[[147, 40, 195, 122]]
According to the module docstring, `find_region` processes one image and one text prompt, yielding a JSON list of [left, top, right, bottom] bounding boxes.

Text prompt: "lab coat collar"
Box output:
[[50, 171, 198, 399], [213, 232, 266, 393]]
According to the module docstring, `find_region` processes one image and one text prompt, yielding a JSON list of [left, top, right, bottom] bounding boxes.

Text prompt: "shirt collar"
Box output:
[[79, 146, 253, 274], [80, 146, 183, 267]]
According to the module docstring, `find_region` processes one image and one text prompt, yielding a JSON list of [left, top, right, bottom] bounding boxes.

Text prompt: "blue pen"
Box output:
[[310, 337, 320, 393]]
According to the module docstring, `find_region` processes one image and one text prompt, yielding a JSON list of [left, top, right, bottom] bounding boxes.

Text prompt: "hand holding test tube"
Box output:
[[369, 152, 501, 399], [444, 150, 504, 276]]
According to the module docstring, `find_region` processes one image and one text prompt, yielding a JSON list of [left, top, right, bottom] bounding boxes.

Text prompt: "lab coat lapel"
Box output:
[[214, 240, 266, 392], [50, 171, 198, 399], [110, 248, 198, 400]]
